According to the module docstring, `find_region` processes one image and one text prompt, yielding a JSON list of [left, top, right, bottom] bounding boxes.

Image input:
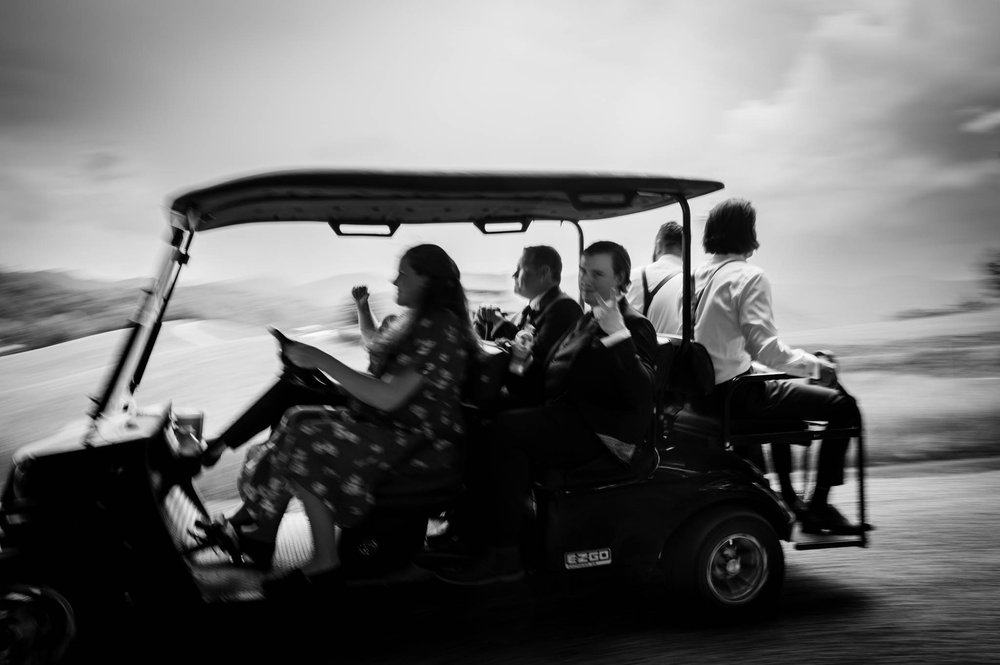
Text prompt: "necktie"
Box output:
[[519, 305, 538, 329]]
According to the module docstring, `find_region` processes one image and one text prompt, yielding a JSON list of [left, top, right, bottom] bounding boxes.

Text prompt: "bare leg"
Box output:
[[237, 495, 288, 544], [292, 482, 341, 575]]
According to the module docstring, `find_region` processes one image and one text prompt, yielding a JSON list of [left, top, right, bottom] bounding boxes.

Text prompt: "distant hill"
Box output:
[[0, 269, 324, 353]]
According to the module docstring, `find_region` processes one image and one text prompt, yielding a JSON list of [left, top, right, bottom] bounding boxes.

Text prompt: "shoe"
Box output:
[[262, 567, 345, 599], [236, 531, 277, 571], [800, 502, 864, 536], [200, 438, 227, 469], [423, 530, 484, 558], [187, 517, 240, 559], [781, 492, 809, 519], [433, 548, 526, 586], [188, 518, 276, 570], [415, 539, 482, 570]]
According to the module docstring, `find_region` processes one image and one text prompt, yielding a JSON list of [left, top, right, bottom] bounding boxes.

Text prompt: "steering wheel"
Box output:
[[269, 327, 337, 391]]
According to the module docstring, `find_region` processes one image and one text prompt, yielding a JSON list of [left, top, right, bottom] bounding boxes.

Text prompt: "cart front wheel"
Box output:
[[0, 584, 76, 665]]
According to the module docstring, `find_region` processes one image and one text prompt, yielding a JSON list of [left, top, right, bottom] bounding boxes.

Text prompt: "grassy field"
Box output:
[[0, 309, 997, 502]]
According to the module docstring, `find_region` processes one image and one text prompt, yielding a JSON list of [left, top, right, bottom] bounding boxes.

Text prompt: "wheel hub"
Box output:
[[723, 549, 741, 575], [706, 534, 768, 605]]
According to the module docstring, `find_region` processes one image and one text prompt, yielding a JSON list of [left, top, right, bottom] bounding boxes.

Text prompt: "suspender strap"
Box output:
[[692, 259, 742, 321], [641, 269, 650, 314], [641, 268, 681, 316]]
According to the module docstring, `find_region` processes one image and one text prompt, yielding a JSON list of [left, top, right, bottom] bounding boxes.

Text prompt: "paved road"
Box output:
[[69, 463, 999, 665]]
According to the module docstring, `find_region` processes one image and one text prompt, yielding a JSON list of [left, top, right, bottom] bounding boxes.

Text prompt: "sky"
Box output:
[[2, 0, 999, 324]]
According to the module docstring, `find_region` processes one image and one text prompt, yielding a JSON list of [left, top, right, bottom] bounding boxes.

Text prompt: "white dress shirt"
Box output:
[[627, 253, 684, 334], [694, 254, 822, 384]]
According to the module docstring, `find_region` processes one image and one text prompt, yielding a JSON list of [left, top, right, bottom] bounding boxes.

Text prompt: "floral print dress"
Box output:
[[238, 308, 468, 529]]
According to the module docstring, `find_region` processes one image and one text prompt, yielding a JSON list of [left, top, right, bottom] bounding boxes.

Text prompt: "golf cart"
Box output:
[[0, 171, 869, 660]]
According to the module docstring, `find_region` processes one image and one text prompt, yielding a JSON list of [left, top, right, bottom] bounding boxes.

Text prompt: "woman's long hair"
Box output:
[[400, 243, 479, 352], [368, 244, 480, 374]]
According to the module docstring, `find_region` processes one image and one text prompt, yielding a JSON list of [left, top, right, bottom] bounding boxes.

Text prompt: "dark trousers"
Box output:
[[483, 404, 608, 546], [701, 379, 860, 488], [217, 372, 347, 449]]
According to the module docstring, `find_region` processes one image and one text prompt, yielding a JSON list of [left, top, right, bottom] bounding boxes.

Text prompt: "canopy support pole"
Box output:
[[85, 221, 194, 443], [565, 219, 585, 308], [678, 195, 692, 344]]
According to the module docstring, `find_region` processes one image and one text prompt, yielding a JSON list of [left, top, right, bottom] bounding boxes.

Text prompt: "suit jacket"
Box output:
[[493, 286, 583, 408], [543, 299, 658, 459]]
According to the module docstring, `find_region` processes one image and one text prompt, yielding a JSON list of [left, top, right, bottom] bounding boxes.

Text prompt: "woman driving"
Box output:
[[194, 243, 477, 596]]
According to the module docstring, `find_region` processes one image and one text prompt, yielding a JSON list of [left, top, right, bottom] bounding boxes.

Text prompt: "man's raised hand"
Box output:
[[593, 290, 626, 335]]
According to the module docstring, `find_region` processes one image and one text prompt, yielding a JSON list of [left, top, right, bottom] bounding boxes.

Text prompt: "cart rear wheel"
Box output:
[[664, 508, 784, 616]]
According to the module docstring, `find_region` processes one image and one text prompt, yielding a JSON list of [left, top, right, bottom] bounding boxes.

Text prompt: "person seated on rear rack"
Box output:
[[193, 244, 477, 594], [436, 241, 658, 585], [474, 245, 583, 407], [627, 220, 685, 334], [691, 198, 863, 536]]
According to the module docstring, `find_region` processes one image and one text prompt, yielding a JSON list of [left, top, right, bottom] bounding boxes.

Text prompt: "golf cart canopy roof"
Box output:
[[168, 170, 725, 233]]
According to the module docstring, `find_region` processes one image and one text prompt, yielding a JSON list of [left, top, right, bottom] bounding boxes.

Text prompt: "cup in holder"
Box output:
[[171, 407, 204, 458]]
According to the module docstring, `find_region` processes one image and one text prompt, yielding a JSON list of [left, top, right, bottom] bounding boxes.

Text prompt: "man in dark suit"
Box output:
[[476, 245, 583, 407], [437, 241, 658, 585]]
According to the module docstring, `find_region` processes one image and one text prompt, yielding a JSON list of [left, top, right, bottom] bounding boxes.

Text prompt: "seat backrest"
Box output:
[[654, 334, 681, 390], [655, 333, 717, 402], [651, 334, 686, 444]]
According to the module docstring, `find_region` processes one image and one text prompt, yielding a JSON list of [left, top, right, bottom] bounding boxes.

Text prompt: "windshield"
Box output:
[[128, 220, 590, 420], [181, 220, 588, 314]]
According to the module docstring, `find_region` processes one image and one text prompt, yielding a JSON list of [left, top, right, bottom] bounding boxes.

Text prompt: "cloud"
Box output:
[[694, 0, 1000, 294], [714, 0, 1000, 199], [0, 169, 51, 226], [0, 48, 74, 128], [960, 108, 1000, 134], [0, 137, 167, 279], [82, 150, 131, 182], [0, 141, 152, 219]]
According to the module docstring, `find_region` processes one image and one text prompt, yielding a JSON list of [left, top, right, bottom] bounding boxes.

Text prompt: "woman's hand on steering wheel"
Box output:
[[281, 340, 322, 370]]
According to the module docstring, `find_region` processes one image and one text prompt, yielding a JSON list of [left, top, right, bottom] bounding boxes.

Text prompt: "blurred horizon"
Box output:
[[2, 259, 994, 336]]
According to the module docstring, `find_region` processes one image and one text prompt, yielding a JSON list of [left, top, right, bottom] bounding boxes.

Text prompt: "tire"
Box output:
[[663, 507, 784, 617], [0, 584, 76, 665]]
